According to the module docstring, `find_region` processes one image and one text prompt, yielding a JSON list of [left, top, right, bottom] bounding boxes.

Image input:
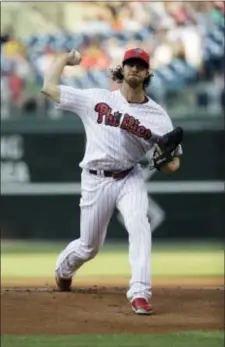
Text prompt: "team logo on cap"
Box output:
[[135, 48, 143, 57]]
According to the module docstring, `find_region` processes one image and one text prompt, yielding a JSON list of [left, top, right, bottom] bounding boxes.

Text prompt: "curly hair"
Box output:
[[109, 65, 154, 90]]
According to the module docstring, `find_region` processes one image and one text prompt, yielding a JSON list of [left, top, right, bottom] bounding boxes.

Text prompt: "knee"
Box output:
[[79, 243, 99, 261]]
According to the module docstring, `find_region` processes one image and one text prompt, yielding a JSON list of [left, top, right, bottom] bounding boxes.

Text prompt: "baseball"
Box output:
[[67, 49, 82, 66], [74, 50, 81, 64]]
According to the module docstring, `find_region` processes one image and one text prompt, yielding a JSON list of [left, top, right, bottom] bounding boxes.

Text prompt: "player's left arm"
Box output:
[[160, 142, 182, 174], [152, 109, 183, 174], [159, 152, 180, 174]]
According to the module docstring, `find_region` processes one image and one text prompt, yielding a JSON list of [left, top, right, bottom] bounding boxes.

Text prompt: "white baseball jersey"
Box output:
[[56, 86, 177, 171], [55, 85, 181, 303]]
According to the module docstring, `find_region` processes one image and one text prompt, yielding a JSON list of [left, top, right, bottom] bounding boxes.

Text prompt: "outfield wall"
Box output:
[[1, 118, 224, 240]]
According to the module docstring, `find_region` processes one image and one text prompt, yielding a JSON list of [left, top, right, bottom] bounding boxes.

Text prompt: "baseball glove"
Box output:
[[150, 126, 184, 170]]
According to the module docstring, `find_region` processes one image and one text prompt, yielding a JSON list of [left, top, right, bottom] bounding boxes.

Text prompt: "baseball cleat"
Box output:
[[131, 297, 153, 315], [55, 276, 72, 292]]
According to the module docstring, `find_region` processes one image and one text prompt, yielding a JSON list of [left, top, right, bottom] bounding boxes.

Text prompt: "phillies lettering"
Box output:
[[95, 103, 122, 127], [95, 103, 151, 140]]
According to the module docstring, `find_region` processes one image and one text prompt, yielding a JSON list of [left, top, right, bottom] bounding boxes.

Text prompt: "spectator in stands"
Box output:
[[81, 36, 110, 70], [1, 1, 224, 116]]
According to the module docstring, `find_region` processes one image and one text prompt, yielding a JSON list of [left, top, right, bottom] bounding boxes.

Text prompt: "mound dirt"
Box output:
[[1, 282, 224, 334]]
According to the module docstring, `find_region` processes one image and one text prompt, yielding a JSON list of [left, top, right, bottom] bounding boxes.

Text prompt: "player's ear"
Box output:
[[148, 69, 154, 77]]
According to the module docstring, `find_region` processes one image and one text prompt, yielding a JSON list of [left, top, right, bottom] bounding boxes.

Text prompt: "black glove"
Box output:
[[151, 127, 184, 170]]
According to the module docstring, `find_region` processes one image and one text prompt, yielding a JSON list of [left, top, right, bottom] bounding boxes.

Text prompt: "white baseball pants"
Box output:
[[55, 165, 152, 301]]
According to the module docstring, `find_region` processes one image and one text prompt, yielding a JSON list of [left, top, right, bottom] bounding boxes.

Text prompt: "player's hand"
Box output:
[[66, 49, 82, 66], [154, 145, 162, 158], [160, 156, 180, 173]]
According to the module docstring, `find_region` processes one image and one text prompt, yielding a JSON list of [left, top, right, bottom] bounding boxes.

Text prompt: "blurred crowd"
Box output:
[[76, 1, 223, 69], [1, 1, 224, 119]]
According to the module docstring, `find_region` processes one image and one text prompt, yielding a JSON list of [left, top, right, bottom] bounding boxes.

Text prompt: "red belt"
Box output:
[[89, 167, 133, 180]]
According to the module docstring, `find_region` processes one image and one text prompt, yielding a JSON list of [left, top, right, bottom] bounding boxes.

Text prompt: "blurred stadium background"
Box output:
[[1, 1, 224, 284]]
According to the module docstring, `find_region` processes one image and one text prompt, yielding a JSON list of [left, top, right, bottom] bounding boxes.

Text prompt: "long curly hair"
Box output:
[[109, 65, 154, 91]]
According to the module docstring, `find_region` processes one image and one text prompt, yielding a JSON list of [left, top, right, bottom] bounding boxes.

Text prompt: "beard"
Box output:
[[124, 75, 144, 89]]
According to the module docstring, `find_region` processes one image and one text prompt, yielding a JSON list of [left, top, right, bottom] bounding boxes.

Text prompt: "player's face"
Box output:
[[123, 59, 149, 88]]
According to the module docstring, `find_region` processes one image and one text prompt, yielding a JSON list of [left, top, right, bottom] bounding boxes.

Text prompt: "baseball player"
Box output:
[[41, 47, 182, 315]]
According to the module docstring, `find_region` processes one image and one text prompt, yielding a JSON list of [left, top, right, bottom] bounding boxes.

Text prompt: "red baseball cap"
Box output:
[[122, 48, 150, 67]]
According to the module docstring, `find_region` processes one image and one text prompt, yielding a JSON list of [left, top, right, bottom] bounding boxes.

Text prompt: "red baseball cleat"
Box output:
[[55, 276, 72, 292], [131, 297, 153, 315]]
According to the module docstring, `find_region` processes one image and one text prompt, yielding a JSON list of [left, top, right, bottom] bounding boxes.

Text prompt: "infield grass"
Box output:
[[1, 240, 224, 254], [1, 240, 224, 278], [2, 332, 224, 347]]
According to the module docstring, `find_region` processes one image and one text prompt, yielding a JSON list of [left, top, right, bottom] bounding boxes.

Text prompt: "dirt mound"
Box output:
[[1, 285, 224, 334]]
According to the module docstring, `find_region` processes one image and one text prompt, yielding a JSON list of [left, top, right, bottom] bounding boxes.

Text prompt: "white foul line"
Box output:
[[0, 181, 224, 195]]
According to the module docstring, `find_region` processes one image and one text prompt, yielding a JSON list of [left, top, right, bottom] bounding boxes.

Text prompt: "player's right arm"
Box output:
[[41, 49, 81, 103]]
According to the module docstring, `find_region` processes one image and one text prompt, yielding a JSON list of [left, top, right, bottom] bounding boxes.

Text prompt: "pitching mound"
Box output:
[[1, 284, 224, 334]]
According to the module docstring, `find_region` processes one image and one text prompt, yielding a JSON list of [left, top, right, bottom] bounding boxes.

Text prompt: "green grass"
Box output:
[[1, 240, 224, 254], [1, 241, 224, 279], [1, 250, 224, 278], [2, 332, 224, 347]]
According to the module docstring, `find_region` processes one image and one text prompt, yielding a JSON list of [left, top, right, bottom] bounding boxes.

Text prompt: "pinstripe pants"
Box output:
[[56, 165, 152, 301]]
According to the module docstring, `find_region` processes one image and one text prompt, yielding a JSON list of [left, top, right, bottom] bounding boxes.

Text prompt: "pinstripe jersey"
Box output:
[[57, 86, 176, 171]]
